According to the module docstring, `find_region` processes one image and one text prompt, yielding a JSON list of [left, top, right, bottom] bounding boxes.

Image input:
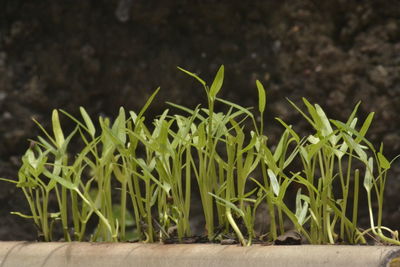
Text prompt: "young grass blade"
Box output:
[[273, 129, 289, 162], [111, 107, 126, 144], [275, 118, 300, 143], [256, 80, 266, 114], [32, 119, 57, 150], [59, 109, 92, 138], [342, 134, 368, 163], [377, 152, 390, 170], [216, 98, 254, 119], [137, 87, 160, 122], [0, 177, 18, 184], [286, 98, 316, 129], [302, 98, 320, 129], [80, 107, 96, 137], [52, 110, 65, 148], [330, 120, 374, 150], [295, 189, 309, 226], [177, 66, 206, 86], [240, 132, 257, 154], [209, 65, 224, 100], [335, 118, 357, 159], [267, 169, 280, 197], [355, 112, 374, 143], [346, 101, 361, 126], [166, 102, 206, 122], [43, 169, 78, 190], [364, 157, 374, 192], [10, 212, 37, 219], [315, 104, 337, 144]]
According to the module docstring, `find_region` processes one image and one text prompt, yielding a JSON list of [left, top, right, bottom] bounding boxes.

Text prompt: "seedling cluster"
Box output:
[[2, 66, 399, 246]]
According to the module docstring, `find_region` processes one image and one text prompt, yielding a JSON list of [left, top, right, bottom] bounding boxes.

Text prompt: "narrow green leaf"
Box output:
[[194, 122, 206, 147], [283, 145, 300, 169], [342, 134, 367, 162], [295, 189, 308, 226], [208, 192, 245, 217], [287, 98, 316, 129], [43, 169, 77, 190], [133, 159, 169, 193], [177, 66, 206, 86], [52, 109, 65, 148], [275, 118, 300, 143], [273, 129, 289, 162], [26, 149, 42, 169], [80, 107, 96, 137], [240, 132, 257, 154], [335, 117, 358, 159], [137, 87, 160, 122], [112, 107, 126, 144], [32, 118, 57, 149], [356, 112, 374, 143], [256, 80, 266, 113], [302, 98, 320, 128], [363, 157, 374, 192], [216, 97, 254, 119], [267, 169, 280, 197], [129, 111, 138, 123], [336, 141, 348, 159], [346, 101, 361, 126], [334, 118, 357, 159], [349, 118, 358, 130], [309, 209, 320, 227], [261, 144, 278, 172], [0, 177, 18, 184], [251, 177, 267, 194], [377, 152, 390, 170], [290, 172, 318, 194], [37, 136, 56, 151], [10, 212, 37, 219], [315, 104, 337, 145], [331, 120, 374, 151], [60, 126, 78, 154], [209, 65, 224, 100], [150, 185, 159, 207], [59, 109, 91, 138], [112, 164, 124, 184], [296, 189, 307, 205]]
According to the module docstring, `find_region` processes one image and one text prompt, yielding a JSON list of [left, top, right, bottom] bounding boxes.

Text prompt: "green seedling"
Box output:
[[2, 65, 399, 246]]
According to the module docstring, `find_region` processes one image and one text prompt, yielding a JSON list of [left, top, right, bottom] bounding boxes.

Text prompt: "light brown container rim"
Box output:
[[0, 241, 399, 267]]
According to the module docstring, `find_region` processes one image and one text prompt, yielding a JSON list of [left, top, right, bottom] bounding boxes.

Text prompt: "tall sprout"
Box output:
[[176, 65, 224, 240]]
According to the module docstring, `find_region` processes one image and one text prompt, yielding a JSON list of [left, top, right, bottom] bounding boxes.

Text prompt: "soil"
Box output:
[[1, 0, 400, 241]]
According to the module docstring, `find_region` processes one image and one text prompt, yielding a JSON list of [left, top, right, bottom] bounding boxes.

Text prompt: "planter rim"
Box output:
[[0, 241, 399, 267]]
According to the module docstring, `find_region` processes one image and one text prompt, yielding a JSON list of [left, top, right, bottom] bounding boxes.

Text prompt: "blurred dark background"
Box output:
[[1, 0, 400, 240]]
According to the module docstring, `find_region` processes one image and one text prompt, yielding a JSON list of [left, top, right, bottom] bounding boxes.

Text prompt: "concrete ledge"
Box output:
[[0, 242, 399, 267]]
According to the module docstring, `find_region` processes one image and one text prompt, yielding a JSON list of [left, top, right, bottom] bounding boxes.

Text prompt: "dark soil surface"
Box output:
[[1, 0, 400, 241]]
